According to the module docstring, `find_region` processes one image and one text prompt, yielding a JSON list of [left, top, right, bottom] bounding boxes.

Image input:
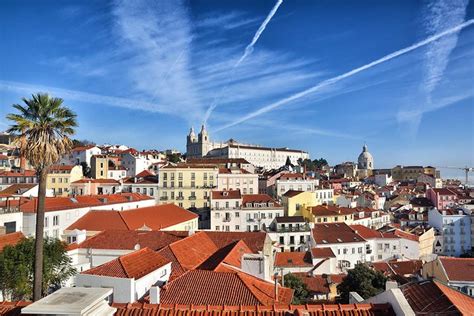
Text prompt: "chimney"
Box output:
[[274, 272, 279, 302], [149, 286, 160, 304]]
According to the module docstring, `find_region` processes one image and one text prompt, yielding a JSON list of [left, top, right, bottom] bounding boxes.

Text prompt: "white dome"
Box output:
[[358, 144, 373, 169]]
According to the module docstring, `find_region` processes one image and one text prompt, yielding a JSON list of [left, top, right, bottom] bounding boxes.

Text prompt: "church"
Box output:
[[186, 125, 309, 170]]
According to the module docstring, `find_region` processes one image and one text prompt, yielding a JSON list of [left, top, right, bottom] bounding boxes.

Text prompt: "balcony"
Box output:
[[160, 196, 169, 201], [223, 217, 232, 222], [188, 196, 196, 200], [176, 196, 184, 201], [277, 225, 311, 233]]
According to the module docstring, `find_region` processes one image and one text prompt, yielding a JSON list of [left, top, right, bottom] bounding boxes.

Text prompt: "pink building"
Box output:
[[426, 188, 458, 210]]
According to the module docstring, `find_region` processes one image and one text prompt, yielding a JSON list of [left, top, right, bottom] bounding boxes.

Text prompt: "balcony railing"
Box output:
[[176, 196, 184, 200], [223, 217, 232, 222], [277, 226, 311, 233], [188, 196, 196, 200], [160, 196, 169, 201]]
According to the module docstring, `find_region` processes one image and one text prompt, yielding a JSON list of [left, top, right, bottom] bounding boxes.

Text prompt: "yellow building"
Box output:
[[47, 165, 83, 196], [90, 155, 109, 179], [303, 205, 354, 224], [282, 190, 316, 217], [159, 163, 218, 209]]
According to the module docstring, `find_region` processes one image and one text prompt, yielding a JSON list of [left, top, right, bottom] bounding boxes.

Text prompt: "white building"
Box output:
[[75, 247, 172, 303], [428, 208, 471, 256], [216, 167, 258, 194], [61, 145, 102, 167], [315, 188, 335, 205], [186, 125, 309, 170], [375, 174, 392, 187], [267, 216, 312, 252], [275, 173, 319, 199], [352, 208, 391, 230], [210, 191, 284, 232], [19, 193, 155, 239], [311, 223, 368, 271]]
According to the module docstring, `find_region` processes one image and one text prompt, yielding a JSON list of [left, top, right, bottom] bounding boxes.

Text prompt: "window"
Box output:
[[235, 225, 240, 230], [247, 225, 251, 231], [44, 217, 49, 228], [52, 178, 56, 183], [215, 226, 220, 231], [343, 248, 347, 254], [235, 212, 239, 217]]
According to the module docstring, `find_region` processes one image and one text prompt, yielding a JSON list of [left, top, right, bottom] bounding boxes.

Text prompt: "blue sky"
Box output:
[[0, 0, 473, 179]]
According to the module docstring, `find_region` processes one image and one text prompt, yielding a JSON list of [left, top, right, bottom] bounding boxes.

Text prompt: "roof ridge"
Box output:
[[118, 211, 133, 230]]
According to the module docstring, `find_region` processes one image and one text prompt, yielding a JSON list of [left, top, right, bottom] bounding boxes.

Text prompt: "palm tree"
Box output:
[[7, 93, 77, 301]]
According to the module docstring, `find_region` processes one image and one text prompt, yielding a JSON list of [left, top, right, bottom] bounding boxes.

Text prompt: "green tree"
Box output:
[[167, 153, 182, 164], [7, 93, 77, 300], [284, 273, 310, 304], [313, 158, 328, 169], [0, 238, 76, 301], [337, 263, 387, 303], [80, 161, 91, 178]]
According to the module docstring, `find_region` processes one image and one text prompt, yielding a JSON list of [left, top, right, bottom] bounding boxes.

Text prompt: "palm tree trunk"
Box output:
[[33, 169, 47, 301]]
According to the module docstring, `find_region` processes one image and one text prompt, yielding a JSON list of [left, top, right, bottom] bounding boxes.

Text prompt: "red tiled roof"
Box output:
[[311, 205, 354, 217], [431, 188, 458, 196], [76, 230, 185, 251], [439, 257, 474, 282], [275, 252, 313, 267], [0, 301, 30, 315], [434, 280, 474, 315], [242, 194, 280, 207], [72, 178, 120, 184], [112, 303, 395, 316], [218, 167, 250, 174], [279, 173, 305, 180], [82, 247, 170, 279], [66, 204, 198, 231], [204, 231, 267, 253], [136, 170, 155, 178], [401, 280, 474, 315], [0, 170, 36, 177], [0, 183, 36, 196], [0, 232, 25, 252], [292, 273, 345, 294], [312, 223, 365, 244], [197, 240, 253, 271], [168, 232, 219, 270], [212, 190, 242, 200], [160, 269, 293, 306], [282, 190, 305, 198], [20, 193, 152, 213], [49, 164, 75, 172], [71, 145, 97, 152], [393, 229, 419, 242], [350, 225, 399, 240], [310, 247, 336, 258]]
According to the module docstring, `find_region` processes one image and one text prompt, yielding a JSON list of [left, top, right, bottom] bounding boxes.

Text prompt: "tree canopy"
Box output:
[[284, 273, 310, 304], [298, 158, 329, 171], [337, 263, 387, 303], [0, 237, 76, 301]]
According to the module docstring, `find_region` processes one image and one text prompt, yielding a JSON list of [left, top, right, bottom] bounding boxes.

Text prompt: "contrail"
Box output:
[[236, 0, 283, 67], [203, 0, 284, 124], [215, 19, 474, 132]]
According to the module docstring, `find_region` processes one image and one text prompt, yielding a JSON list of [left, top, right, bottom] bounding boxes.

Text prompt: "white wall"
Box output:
[[75, 274, 134, 303], [0, 212, 23, 233]]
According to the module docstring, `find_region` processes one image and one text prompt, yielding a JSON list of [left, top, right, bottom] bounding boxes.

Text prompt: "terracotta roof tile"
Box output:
[[211, 190, 242, 200], [439, 257, 474, 282], [282, 190, 305, 198], [204, 231, 267, 253], [242, 194, 281, 207], [112, 302, 394, 316], [160, 269, 293, 306], [0, 183, 36, 196], [0, 232, 25, 252], [401, 280, 474, 314], [82, 247, 170, 279], [292, 273, 345, 294], [275, 252, 313, 268], [312, 223, 365, 244], [66, 204, 197, 231], [310, 247, 336, 258], [76, 230, 185, 251], [168, 232, 218, 270], [20, 193, 153, 213]]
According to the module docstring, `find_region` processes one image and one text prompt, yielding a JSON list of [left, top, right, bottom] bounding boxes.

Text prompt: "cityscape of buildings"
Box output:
[[0, 125, 473, 315], [1, 0, 473, 314]]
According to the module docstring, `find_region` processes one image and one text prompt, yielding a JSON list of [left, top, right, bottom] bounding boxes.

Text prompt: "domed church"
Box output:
[[357, 144, 374, 178]]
